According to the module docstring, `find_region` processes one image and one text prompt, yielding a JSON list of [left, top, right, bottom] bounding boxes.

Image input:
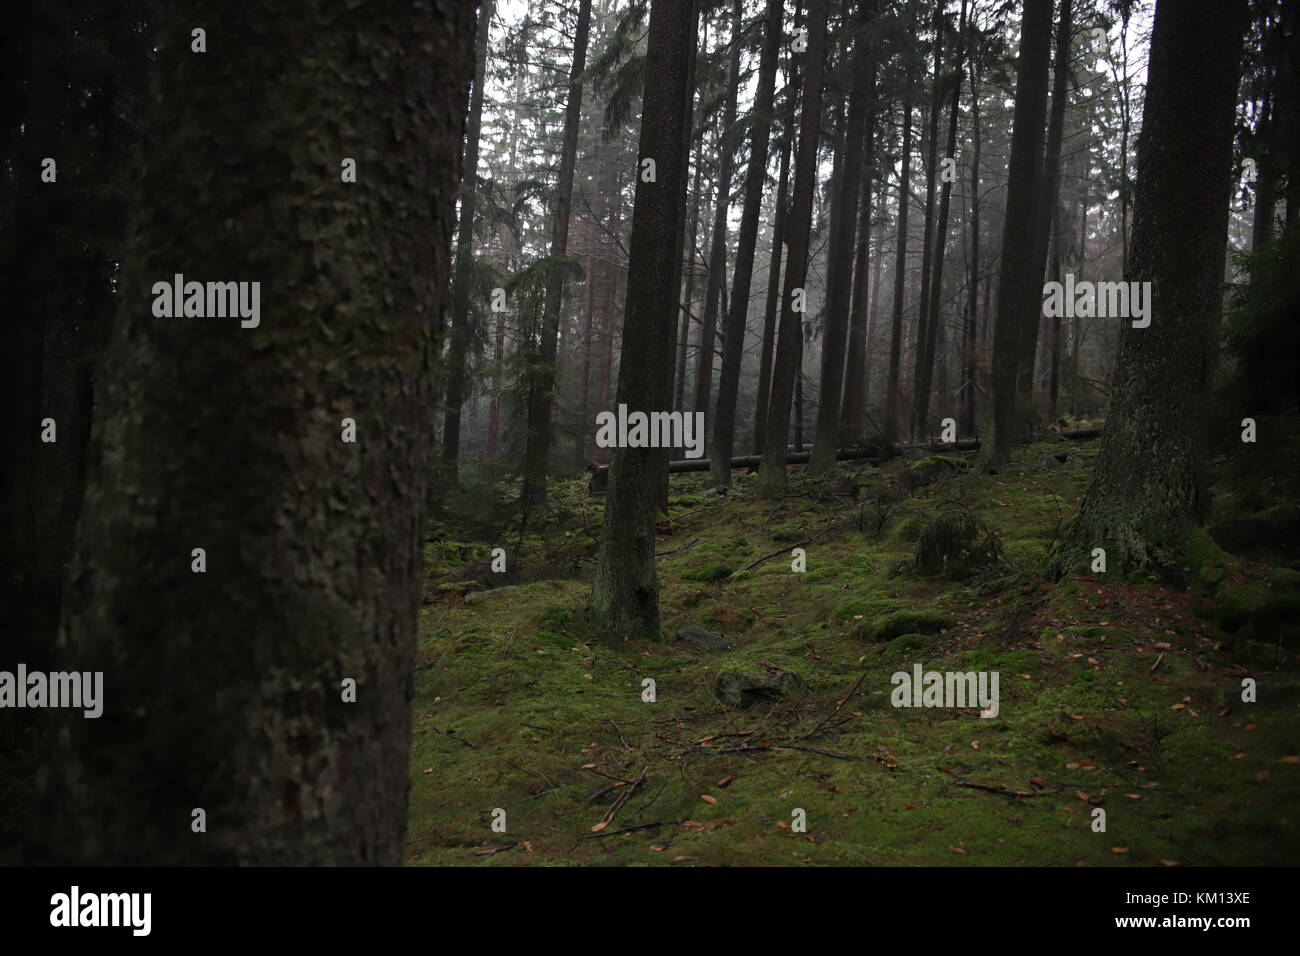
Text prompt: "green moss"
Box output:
[[884, 632, 934, 657], [681, 562, 735, 583], [870, 610, 953, 641], [405, 437, 1300, 867], [833, 597, 902, 622]]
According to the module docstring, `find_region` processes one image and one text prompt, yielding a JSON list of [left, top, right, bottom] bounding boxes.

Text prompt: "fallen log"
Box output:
[[589, 427, 1102, 476]]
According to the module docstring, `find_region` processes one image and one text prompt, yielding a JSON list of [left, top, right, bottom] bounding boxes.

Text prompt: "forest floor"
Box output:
[[409, 427, 1300, 866]]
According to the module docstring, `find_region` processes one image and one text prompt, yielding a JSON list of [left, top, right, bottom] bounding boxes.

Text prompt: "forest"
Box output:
[[1, 0, 1299, 873]]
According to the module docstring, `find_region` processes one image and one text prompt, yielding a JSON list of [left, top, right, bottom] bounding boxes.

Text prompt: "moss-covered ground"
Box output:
[[408, 434, 1300, 866]]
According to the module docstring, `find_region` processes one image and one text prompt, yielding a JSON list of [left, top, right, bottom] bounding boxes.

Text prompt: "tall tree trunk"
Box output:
[[754, 67, 797, 453], [589, 0, 697, 637], [676, 139, 704, 410], [595, 195, 622, 465], [711, 0, 784, 484], [959, 54, 981, 437], [522, 0, 593, 508], [884, 91, 915, 444], [39, 0, 476, 865], [1018, 0, 1072, 412], [909, 0, 946, 440], [693, 0, 744, 432], [913, 0, 967, 439], [574, 203, 599, 466], [976, 0, 1051, 470], [756, 0, 828, 493], [840, 80, 878, 445], [1052, 0, 1247, 574], [862, 179, 888, 422], [2, 22, 64, 619], [809, 2, 877, 473], [441, 0, 495, 480]]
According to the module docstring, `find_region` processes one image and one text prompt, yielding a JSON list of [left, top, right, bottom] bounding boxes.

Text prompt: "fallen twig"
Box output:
[[794, 671, 869, 742], [579, 820, 678, 840], [954, 780, 1039, 798], [656, 537, 700, 558], [590, 770, 647, 832], [741, 541, 810, 573]]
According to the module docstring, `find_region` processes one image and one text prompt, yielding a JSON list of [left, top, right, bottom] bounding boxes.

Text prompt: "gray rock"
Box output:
[[714, 667, 807, 708], [676, 627, 735, 651]]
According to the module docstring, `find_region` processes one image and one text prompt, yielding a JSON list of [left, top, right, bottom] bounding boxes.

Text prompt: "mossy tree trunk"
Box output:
[[38, 0, 476, 865], [1052, 0, 1247, 576], [589, 0, 696, 637]]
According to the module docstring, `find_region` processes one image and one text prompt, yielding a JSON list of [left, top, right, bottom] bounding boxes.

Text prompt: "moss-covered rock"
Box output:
[[681, 562, 734, 583], [714, 666, 807, 708], [869, 610, 953, 641]]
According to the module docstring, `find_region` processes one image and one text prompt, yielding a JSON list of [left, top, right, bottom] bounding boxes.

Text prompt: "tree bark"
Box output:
[[1019, 0, 1072, 412], [976, 0, 1051, 470], [959, 49, 981, 437], [711, 0, 784, 484], [756, 0, 828, 494], [1052, 0, 1247, 574], [884, 90, 915, 444], [809, 2, 877, 473], [909, 0, 946, 441], [693, 0, 744, 432], [522, 0, 593, 507], [39, 0, 476, 865], [589, 0, 697, 637], [913, 0, 967, 440], [440, 0, 495, 481], [754, 62, 797, 454]]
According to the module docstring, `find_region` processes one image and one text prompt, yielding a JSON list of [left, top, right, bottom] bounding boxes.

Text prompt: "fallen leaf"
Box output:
[[700, 794, 717, 805], [717, 774, 737, 787], [1111, 846, 1128, 854]]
